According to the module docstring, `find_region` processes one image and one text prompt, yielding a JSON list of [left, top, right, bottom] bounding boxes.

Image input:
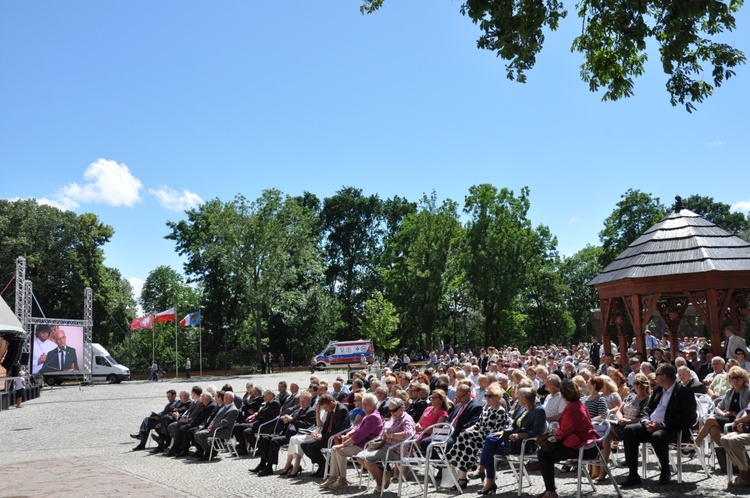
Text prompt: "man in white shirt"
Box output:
[[620, 364, 697, 487], [32, 325, 58, 374]]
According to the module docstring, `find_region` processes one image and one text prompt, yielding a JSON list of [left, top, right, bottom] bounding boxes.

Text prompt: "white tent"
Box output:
[[0, 296, 23, 334]]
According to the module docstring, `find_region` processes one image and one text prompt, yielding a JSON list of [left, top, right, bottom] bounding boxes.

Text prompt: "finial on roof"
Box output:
[[675, 195, 682, 212]]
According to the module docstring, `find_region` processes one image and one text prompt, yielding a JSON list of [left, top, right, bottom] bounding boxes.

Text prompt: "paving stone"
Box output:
[[0, 371, 739, 497]]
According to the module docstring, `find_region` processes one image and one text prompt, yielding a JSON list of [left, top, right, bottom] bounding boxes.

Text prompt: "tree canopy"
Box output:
[[361, 0, 746, 111]]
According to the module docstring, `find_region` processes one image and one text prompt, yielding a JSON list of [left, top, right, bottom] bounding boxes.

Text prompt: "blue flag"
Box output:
[[179, 310, 201, 327]]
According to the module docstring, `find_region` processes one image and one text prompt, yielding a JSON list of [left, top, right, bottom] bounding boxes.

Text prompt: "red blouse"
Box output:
[[555, 399, 598, 448]]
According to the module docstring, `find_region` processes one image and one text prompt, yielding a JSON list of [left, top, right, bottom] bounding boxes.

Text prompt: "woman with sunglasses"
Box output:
[[356, 397, 416, 494], [447, 383, 510, 490], [596, 373, 651, 482], [695, 366, 750, 472], [415, 389, 450, 442]]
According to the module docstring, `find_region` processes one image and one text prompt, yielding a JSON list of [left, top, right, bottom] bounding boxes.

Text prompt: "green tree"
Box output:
[[167, 198, 248, 368], [360, 291, 400, 352], [382, 192, 462, 352], [599, 189, 667, 267], [682, 194, 750, 235], [461, 184, 539, 347], [321, 187, 384, 337], [0, 199, 134, 350], [560, 245, 603, 343], [361, 0, 745, 111]]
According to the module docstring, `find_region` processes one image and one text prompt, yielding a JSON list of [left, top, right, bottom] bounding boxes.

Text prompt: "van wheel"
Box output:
[[107, 374, 117, 384], [316, 363, 326, 371]]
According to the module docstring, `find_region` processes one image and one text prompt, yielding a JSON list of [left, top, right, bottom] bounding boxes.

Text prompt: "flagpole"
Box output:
[[175, 305, 178, 379], [199, 322, 203, 377]]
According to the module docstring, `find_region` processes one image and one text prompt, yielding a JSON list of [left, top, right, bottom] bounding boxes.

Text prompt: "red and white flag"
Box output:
[[130, 315, 154, 330], [154, 308, 176, 323]]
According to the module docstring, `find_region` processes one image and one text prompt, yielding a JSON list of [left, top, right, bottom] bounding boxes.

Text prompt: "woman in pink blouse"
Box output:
[[415, 389, 450, 441]]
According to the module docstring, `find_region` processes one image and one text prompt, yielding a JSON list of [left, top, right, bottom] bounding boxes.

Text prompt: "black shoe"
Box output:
[[132, 444, 146, 451], [130, 433, 141, 440], [288, 467, 303, 477], [258, 467, 273, 477], [477, 483, 497, 495], [193, 451, 204, 459], [619, 476, 642, 488], [657, 472, 671, 485], [151, 433, 162, 446], [250, 463, 266, 473], [150, 445, 164, 453], [311, 468, 325, 478]]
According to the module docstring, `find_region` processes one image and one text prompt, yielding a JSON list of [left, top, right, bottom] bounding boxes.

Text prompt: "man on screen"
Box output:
[[32, 325, 58, 374], [41, 328, 80, 372]]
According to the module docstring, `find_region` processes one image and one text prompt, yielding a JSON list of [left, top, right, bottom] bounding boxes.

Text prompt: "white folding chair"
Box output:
[[493, 422, 549, 496], [568, 419, 622, 497], [322, 426, 355, 479], [399, 422, 460, 498], [208, 423, 239, 461], [250, 416, 283, 456]]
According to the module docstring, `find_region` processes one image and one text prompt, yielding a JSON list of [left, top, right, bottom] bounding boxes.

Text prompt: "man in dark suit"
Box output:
[[168, 389, 215, 457], [131, 389, 178, 451], [302, 393, 351, 477], [188, 391, 224, 459], [253, 391, 316, 476], [195, 391, 239, 461], [41, 328, 80, 372], [151, 390, 193, 453], [678, 366, 707, 395], [278, 381, 299, 415], [445, 384, 482, 451], [620, 363, 697, 487], [236, 389, 281, 455], [406, 382, 428, 423]]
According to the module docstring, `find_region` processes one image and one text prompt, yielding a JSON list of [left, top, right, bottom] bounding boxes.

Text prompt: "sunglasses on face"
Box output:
[[730, 376, 743, 381], [486, 394, 497, 399]]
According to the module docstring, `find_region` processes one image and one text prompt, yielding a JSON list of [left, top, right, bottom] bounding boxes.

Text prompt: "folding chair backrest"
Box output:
[[591, 419, 610, 444], [695, 394, 714, 418], [429, 423, 453, 444]]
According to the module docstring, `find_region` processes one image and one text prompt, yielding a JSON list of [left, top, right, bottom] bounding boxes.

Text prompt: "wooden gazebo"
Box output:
[[589, 197, 750, 364]]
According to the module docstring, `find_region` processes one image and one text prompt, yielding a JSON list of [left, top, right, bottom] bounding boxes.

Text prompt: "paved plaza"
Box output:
[[0, 370, 742, 497]]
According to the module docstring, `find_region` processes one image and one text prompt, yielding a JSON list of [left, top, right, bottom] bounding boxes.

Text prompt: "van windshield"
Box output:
[[105, 355, 119, 365], [323, 347, 335, 356]]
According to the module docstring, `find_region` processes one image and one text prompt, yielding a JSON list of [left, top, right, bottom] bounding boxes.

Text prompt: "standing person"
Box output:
[[14, 371, 26, 408], [149, 360, 159, 381], [278, 353, 285, 373], [267, 352, 274, 374], [725, 326, 748, 362], [261, 353, 267, 375], [590, 337, 600, 371], [185, 358, 191, 379]]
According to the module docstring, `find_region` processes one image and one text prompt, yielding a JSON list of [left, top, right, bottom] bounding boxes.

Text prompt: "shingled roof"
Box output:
[[589, 207, 750, 286]]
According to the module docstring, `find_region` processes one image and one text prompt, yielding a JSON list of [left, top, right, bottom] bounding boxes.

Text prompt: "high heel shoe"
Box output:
[[452, 478, 469, 490], [278, 467, 291, 476], [469, 470, 486, 480], [477, 483, 497, 495], [288, 467, 303, 477]]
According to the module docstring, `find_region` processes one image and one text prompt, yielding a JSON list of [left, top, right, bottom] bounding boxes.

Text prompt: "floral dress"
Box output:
[[612, 392, 648, 440], [448, 405, 509, 471]]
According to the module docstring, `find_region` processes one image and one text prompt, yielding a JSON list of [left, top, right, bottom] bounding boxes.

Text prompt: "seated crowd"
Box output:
[[129, 328, 750, 495]]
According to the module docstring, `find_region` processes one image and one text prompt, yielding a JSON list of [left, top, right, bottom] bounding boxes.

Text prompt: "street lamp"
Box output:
[[222, 321, 229, 376]]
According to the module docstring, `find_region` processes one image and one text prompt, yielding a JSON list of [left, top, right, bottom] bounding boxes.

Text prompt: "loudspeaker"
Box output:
[[20, 352, 30, 366]]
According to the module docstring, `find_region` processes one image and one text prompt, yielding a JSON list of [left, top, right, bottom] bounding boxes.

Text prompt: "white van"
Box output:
[[314, 340, 374, 370], [92, 343, 130, 383]]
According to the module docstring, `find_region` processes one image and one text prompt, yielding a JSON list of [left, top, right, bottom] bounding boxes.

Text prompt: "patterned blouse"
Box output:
[[382, 411, 416, 448]]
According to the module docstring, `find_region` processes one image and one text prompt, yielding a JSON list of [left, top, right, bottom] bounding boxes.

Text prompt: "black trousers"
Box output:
[[259, 433, 290, 465], [537, 444, 597, 492], [622, 422, 679, 477], [301, 437, 331, 467]]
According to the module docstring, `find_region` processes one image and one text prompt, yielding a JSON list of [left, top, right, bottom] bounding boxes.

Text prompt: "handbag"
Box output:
[[368, 437, 384, 449], [538, 435, 560, 452]]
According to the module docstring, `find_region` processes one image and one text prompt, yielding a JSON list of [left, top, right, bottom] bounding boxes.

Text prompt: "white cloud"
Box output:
[[57, 158, 142, 208], [709, 140, 727, 147], [731, 200, 750, 213], [149, 186, 203, 212], [568, 216, 581, 225], [37, 196, 79, 211]]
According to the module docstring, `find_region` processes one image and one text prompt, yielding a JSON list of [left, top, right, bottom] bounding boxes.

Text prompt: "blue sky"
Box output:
[[1, 2, 749, 300]]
